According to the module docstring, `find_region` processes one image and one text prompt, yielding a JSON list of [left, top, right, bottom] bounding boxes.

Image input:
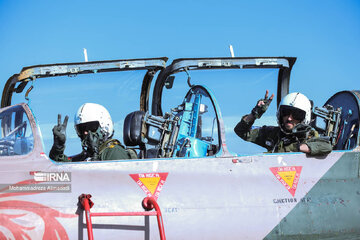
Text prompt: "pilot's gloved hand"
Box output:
[[81, 128, 104, 160], [52, 114, 69, 149], [251, 90, 274, 119], [292, 123, 312, 140]]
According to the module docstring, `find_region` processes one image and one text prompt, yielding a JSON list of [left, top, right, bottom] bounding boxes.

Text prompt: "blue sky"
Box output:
[[0, 0, 358, 102], [0, 0, 359, 155]]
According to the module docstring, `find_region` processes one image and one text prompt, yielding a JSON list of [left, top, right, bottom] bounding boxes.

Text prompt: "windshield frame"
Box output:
[[152, 57, 296, 116], [1, 57, 168, 112]]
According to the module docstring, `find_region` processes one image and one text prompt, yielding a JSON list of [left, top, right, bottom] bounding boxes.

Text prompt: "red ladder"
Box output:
[[79, 194, 166, 240]]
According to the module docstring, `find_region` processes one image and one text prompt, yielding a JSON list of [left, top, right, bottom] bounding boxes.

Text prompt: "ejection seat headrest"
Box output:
[[123, 111, 145, 146], [325, 90, 360, 150]]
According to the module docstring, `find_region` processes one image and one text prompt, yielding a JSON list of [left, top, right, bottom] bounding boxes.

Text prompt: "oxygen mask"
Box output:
[[80, 124, 106, 159]]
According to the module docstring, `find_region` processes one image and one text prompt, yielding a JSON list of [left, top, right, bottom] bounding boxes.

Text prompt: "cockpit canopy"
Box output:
[[0, 57, 358, 159]]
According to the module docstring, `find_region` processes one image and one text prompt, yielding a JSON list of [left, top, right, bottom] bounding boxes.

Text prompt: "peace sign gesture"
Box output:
[[256, 90, 273, 107], [52, 114, 69, 146], [251, 90, 274, 119]]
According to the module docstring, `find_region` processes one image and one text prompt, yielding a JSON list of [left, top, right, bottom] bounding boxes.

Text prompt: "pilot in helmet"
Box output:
[[277, 92, 312, 133], [234, 91, 332, 155], [49, 103, 134, 161]]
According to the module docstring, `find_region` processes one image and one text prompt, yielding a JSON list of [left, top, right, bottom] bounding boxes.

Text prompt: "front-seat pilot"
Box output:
[[50, 103, 133, 161]]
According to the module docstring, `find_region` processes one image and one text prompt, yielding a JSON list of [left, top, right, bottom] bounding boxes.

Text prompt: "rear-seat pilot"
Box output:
[[234, 91, 332, 155]]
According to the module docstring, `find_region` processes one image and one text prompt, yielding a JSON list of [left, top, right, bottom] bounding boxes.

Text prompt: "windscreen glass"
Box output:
[[160, 68, 279, 155], [11, 71, 145, 156]]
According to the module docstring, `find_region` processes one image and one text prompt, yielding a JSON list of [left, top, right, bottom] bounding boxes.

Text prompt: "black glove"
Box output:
[[52, 114, 68, 150], [292, 123, 312, 140], [251, 91, 274, 119], [81, 128, 104, 160]]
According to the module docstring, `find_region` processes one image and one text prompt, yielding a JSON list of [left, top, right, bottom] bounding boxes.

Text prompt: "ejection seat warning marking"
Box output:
[[130, 173, 168, 200], [139, 177, 160, 195], [270, 166, 302, 197]]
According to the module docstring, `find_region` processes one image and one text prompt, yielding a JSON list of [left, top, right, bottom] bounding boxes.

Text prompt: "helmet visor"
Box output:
[[280, 106, 306, 121], [76, 121, 100, 137]]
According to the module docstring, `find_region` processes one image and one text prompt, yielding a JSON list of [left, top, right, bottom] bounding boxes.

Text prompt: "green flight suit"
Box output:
[[234, 115, 332, 156], [50, 139, 135, 162]]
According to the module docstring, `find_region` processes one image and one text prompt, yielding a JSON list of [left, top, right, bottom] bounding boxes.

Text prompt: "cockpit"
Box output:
[[0, 57, 359, 160], [124, 85, 221, 158]]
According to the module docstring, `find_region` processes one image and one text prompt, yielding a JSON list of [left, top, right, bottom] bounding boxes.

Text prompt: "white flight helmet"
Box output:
[[74, 103, 114, 139], [277, 92, 312, 131]]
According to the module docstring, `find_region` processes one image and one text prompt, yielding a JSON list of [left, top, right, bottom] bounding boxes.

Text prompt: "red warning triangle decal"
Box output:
[[270, 166, 302, 197], [130, 173, 168, 200]]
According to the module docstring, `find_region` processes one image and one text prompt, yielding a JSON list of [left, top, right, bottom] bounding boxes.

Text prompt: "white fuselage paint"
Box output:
[[0, 150, 346, 239]]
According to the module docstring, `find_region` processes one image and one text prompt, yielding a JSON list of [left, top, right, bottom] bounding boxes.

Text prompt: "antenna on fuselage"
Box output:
[[229, 45, 235, 58], [83, 48, 88, 62]]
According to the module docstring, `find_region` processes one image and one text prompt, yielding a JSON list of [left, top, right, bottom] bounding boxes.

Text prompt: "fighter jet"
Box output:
[[0, 57, 358, 239]]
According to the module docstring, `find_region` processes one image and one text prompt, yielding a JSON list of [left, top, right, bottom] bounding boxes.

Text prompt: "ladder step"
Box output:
[[79, 194, 166, 240]]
